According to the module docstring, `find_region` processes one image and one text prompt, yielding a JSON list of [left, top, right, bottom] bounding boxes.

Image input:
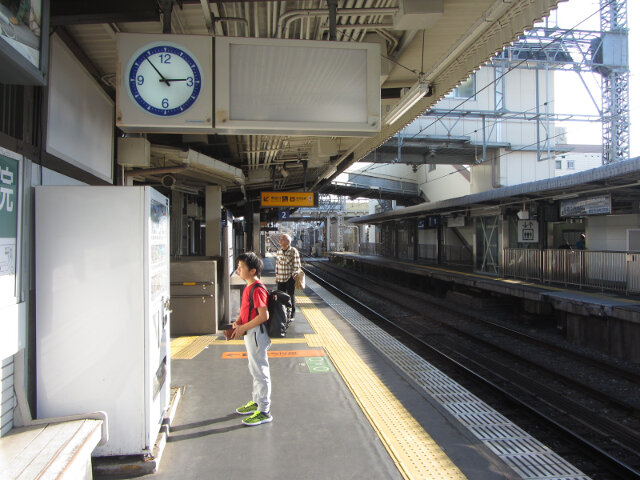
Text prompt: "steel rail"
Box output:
[[304, 264, 640, 479]]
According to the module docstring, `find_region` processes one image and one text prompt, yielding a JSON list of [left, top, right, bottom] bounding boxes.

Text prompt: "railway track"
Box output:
[[304, 259, 640, 480]]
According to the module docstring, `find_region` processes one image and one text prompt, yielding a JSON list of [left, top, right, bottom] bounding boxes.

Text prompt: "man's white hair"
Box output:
[[281, 233, 291, 242]]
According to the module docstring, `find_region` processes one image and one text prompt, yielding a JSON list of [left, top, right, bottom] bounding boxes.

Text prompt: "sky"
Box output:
[[552, 0, 638, 157]]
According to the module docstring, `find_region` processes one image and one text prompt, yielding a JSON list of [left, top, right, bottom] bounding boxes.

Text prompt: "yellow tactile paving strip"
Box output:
[[297, 294, 467, 480], [171, 335, 217, 359], [170, 335, 307, 359]]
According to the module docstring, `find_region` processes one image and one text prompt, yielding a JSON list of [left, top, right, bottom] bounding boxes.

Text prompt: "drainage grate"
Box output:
[[307, 278, 590, 480]]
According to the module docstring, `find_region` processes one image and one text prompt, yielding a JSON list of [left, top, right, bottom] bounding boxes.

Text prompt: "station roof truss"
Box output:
[[49, 0, 563, 215], [349, 156, 640, 224]]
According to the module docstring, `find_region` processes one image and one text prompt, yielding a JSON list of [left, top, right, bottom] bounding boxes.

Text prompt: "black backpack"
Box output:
[[248, 283, 292, 338]]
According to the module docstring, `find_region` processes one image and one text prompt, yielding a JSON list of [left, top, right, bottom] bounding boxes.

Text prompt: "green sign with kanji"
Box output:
[[0, 155, 18, 237], [0, 155, 18, 278]]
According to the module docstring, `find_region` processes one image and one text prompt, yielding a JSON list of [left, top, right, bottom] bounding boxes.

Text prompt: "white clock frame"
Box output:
[[116, 33, 213, 133]]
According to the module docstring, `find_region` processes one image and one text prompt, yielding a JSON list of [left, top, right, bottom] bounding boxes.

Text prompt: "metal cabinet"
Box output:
[[170, 259, 218, 335]]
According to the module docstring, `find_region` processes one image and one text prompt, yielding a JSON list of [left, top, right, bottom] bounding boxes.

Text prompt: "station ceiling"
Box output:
[[51, 0, 562, 215]]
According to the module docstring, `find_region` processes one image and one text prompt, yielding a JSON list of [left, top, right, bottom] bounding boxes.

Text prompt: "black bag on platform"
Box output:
[[248, 283, 292, 338]]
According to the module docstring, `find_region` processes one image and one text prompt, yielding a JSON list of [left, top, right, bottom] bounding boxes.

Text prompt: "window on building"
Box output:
[[428, 163, 436, 172], [447, 74, 475, 99], [555, 160, 562, 169], [567, 160, 575, 170]]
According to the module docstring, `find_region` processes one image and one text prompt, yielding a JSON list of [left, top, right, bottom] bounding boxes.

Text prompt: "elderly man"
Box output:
[[275, 233, 301, 320]]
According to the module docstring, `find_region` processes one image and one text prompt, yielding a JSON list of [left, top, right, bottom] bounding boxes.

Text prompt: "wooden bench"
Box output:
[[0, 418, 103, 480]]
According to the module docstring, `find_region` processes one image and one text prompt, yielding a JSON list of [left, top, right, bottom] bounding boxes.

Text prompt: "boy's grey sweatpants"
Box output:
[[244, 325, 272, 413]]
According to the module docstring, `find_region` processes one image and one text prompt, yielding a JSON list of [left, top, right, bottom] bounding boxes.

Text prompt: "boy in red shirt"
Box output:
[[231, 252, 273, 426]]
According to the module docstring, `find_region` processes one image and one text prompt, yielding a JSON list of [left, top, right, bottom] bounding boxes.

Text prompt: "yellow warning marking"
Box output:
[[296, 296, 315, 305], [222, 349, 325, 359], [171, 336, 309, 359], [170, 335, 217, 359], [299, 293, 467, 480], [170, 336, 198, 357], [210, 337, 307, 346]]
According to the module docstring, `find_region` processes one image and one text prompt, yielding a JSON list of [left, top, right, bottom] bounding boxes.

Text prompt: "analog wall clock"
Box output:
[[126, 43, 201, 116], [116, 33, 213, 133]]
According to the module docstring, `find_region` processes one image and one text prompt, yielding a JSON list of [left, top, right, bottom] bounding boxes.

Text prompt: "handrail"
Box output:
[[504, 248, 640, 294]]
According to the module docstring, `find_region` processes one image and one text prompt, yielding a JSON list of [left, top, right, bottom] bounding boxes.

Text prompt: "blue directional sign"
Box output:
[[278, 210, 290, 220]]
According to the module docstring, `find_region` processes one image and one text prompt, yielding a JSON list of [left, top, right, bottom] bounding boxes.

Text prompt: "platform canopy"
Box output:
[[52, 0, 562, 215], [349, 157, 640, 224]]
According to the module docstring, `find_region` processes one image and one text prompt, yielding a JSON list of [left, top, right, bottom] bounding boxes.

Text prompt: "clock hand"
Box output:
[[145, 57, 170, 86], [163, 78, 190, 82]]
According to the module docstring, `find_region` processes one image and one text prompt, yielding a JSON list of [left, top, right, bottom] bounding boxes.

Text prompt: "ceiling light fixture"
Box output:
[[385, 79, 430, 125]]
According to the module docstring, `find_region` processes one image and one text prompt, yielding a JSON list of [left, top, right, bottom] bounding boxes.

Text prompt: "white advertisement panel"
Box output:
[[46, 34, 114, 182]]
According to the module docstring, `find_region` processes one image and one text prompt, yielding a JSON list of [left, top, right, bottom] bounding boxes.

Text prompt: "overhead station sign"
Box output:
[[261, 191, 317, 208], [560, 194, 611, 217]]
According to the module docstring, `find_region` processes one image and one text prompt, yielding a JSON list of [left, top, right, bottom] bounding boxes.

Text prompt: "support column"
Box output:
[[252, 212, 261, 255], [205, 186, 222, 256], [170, 191, 184, 256]]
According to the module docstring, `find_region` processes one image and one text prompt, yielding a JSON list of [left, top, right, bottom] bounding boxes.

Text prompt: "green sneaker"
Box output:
[[242, 410, 272, 426], [235, 401, 258, 415]]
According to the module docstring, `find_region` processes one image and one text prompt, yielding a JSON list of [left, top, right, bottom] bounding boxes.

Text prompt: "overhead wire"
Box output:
[[406, 0, 617, 141], [341, 1, 615, 192], [423, 130, 571, 184]]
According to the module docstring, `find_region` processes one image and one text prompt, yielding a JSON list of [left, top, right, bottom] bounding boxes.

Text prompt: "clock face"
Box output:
[[127, 44, 202, 116]]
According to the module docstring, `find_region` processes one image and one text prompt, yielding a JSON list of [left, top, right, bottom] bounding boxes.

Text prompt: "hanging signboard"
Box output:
[[517, 219, 539, 243], [261, 191, 317, 208], [560, 194, 611, 217], [447, 216, 465, 228]]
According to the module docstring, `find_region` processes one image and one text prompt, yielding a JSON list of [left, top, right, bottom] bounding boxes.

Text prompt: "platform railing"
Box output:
[[358, 242, 382, 256], [417, 244, 437, 261], [504, 248, 640, 294], [503, 248, 542, 282], [443, 244, 474, 267]]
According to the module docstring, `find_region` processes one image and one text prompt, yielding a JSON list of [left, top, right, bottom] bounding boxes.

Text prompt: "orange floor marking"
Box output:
[[222, 349, 325, 359]]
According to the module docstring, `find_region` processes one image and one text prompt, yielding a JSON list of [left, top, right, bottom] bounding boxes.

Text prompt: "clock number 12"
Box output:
[[158, 53, 171, 64]]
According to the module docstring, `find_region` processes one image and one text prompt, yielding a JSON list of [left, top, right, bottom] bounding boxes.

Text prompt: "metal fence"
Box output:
[[504, 249, 640, 293], [360, 243, 473, 268], [358, 242, 382, 256], [417, 244, 437, 261], [443, 244, 474, 267]]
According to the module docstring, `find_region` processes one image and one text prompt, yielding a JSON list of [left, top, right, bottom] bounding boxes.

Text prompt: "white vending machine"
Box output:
[[35, 186, 171, 457]]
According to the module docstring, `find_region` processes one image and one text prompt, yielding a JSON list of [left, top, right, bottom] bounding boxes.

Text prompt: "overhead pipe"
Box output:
[[199, 0, 215, 34], [158, 0, 173, 34], [215, 16, 250, 35], [124, 166, 188, 179], [320, 22, 394, 35], [327, 0, 338, 41], [278, 7, 398, 37]]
